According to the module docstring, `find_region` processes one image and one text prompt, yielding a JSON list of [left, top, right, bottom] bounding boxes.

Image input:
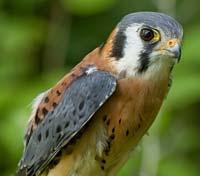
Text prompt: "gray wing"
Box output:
[[17, 70, 117, 176]]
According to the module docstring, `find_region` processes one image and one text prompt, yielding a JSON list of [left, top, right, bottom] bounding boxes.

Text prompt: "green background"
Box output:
[[0, 0, 200, 175]]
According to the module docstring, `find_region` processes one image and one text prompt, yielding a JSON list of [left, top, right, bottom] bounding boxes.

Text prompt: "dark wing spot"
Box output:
[[101, 166, 105, 170], [52, 102, 58, 108], [45, 129, 49, 138], [56, 90, 61, 96], [119, 119, 121, 124], [42, 108, 48, 116], [79, 101, 84, 111], [72, 109, 76, 116], [35, 114, 40, 125], [38, 133, 42, 142], [56, 125, 62, 133], [64, 121, 69, 128], [44, 97, 49, 103]]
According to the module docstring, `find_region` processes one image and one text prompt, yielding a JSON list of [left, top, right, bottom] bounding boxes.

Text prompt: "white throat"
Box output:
[[115, 24, 142, 78]]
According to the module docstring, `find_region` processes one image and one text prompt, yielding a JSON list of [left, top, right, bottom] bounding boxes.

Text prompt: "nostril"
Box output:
[[167, 39, 178, 48], [168, 40, 175, 47]]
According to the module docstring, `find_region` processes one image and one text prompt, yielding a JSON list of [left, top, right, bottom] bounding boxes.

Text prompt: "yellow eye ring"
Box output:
[[140, 28, 160, 43]]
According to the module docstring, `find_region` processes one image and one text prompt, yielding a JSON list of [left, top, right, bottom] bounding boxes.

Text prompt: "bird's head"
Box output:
[[106, 12, 183, 80]]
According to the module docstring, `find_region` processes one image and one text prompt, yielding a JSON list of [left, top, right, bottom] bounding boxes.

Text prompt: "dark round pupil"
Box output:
[[141, 29, 154, 41]]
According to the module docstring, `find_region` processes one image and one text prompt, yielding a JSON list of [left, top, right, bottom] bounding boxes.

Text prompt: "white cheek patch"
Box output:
[[115, 24, 143, 77], [114, 24, 175, 81]]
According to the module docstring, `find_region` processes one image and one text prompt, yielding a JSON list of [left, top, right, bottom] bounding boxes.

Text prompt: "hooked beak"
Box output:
[[157, 38, 182, 62], [165, 43, 182, 62]]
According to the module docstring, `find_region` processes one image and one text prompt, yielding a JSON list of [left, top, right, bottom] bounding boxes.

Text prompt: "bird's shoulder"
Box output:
[[24, 46, 117, 146]]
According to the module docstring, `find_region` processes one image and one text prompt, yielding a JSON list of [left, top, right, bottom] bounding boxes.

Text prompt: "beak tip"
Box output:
[[167, 44, 182, 62]]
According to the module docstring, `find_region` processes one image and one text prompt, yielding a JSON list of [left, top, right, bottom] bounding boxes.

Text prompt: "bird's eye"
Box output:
[[140, 28, 155, 42]]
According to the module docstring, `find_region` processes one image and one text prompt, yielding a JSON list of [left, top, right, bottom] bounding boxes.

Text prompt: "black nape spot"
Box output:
[[56, 125, 62, 133], [101, 166, 105, 170], [126, 130, 129, 136], [45, 129, 49, 138], [110, 31, 126, 60], [79, 101, 84, 111], [64, 121, 69, 128], [103, 115, 107, 122], [38, 133, 42, 142], [42, 108, 48, 116], [44, 97, 49, 103], [119, 119, 122, 124]]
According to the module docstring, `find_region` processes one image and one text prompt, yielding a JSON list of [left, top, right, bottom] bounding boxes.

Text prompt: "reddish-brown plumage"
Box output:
[[18, 11, 183, 175], [28, 28, 119, 138], [44, 76, 169, 176]]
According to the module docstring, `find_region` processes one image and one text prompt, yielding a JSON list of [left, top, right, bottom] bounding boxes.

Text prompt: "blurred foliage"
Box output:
[[62, 0, 117, 15], [0, 0, 199, 176]]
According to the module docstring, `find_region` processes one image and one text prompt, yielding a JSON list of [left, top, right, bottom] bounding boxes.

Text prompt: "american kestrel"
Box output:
[[17, 12, 183, 176]]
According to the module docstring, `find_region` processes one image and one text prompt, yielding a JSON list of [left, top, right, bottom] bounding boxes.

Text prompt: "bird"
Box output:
[[17, 12, 183, 176]]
